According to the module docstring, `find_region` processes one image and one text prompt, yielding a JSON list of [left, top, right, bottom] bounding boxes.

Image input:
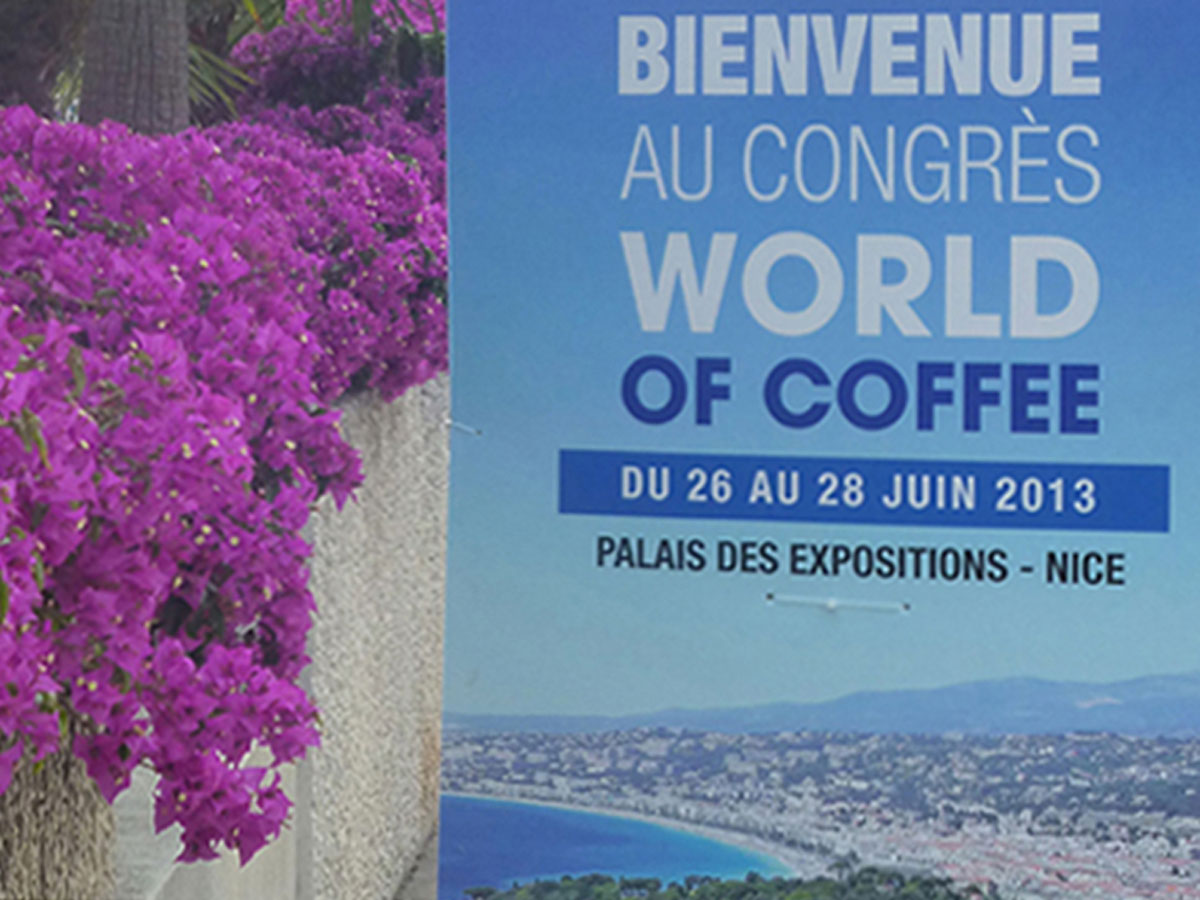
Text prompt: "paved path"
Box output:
[[395, 830, 438, 900]]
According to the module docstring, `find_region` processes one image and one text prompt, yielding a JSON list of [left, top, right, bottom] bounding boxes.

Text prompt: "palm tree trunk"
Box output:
[[80, 0, 188, 134]]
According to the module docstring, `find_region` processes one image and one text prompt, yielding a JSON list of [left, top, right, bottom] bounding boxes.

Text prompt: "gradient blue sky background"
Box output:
[[445, 0, 1200, 716]]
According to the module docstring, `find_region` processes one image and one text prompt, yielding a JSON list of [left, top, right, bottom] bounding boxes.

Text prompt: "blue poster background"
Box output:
[[442, 4, 1200, 895], [446, 1, 1200, 728]]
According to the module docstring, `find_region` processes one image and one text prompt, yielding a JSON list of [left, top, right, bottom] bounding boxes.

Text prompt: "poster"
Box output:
[[442, 3, 1200, 897]]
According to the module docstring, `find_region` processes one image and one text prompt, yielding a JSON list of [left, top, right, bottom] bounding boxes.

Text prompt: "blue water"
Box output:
[[438, 794, 790, 899]]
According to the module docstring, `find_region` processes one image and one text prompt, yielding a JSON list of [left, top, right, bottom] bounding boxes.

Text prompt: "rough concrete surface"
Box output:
[[0, 743, 115, 900], [304, 375, 448, 900]]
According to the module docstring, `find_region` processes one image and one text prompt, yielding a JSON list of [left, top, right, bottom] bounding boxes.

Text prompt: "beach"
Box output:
[[440, 791, 832, 880]]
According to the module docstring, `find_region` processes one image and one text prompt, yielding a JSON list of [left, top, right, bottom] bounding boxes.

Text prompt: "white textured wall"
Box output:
[[114, 376, 449, 900], [116, 761, 300, 900], [303, 375, 448, 900]]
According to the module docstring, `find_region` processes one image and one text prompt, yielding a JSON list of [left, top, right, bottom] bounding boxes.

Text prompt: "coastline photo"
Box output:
[[441, 673, 1200, 898]]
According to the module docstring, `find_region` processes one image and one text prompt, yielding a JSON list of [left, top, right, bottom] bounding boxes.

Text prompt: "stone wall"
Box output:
[[301, 374, 449, 900]]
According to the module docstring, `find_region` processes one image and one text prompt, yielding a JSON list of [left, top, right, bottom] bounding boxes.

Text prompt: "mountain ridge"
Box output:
[[445, 671, 1200, 737]]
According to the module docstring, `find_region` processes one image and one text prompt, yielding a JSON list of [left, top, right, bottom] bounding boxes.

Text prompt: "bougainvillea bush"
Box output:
[[0, 2, 445, 866], [288, 0, 445, 33], [232, 18, 446, 201]]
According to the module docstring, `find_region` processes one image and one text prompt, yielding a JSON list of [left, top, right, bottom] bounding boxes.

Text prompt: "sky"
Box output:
[[444, 0, 1200, 717]]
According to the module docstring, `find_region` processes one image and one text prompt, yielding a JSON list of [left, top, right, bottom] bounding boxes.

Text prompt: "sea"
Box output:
[[438, 794, 790, 899]]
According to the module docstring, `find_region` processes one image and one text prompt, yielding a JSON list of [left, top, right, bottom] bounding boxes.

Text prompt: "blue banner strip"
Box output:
[[559, 450, 1168, 533]]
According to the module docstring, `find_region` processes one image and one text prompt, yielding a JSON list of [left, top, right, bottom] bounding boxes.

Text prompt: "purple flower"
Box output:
[[0, 5, 446, 863]]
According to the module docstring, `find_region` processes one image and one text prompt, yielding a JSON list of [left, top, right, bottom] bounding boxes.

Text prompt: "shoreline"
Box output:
[[441, 791, 832, 880]]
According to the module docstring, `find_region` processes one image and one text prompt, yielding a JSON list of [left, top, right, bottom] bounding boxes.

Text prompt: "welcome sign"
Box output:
[[442, 4, 1200, 897]]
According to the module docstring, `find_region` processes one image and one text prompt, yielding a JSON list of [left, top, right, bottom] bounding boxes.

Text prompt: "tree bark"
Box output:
[[80, 0, 189, 134], [0, 733, 115, 900]]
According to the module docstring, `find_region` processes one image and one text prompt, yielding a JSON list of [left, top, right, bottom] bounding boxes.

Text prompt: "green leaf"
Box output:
[[67, 345, 86, 400], [31, 552, 45, 593], [52, 55, 85, 122], [0, 575, 8, 627], [424, 0, 442, 34], [19, 409, 50, 470], [381, 0, 416, 30], [228, 0, 287, 47], [352, 0, 373, 39], [188, 44, 255, 119]]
